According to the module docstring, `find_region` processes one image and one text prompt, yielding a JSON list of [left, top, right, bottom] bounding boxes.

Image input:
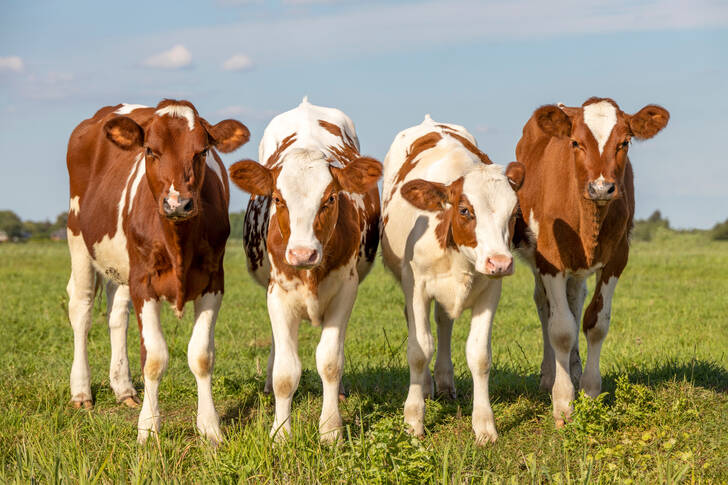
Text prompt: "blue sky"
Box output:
[[1, 0, 727, 228]]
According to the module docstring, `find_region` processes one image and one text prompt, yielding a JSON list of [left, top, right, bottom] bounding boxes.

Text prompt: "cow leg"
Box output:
[[105, 282, 138, 407], [541, 273, 577, 426], [403, 273, 434, 437], [267, 284, 301, 440], [533, 272, 555, 392], [188, 292, 223, 445], [316, 278, 357, 443], [264, 340, 274, 394], [433, 301, 456, 400], [565, 276, 587, 385], [580, 272, 619, 397], [135, 299, 169, 445], [468, 280, 502, 444], [67, 230, 95, 409]]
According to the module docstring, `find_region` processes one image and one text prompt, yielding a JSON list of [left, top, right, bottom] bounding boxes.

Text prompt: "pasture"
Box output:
[[1, 228, 727, 483]]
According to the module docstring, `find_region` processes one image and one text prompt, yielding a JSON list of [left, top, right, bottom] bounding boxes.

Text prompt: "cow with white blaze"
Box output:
[[513, 97, 669, 426], [228, 97, 381, 442], [381, 115, 525, 443], [66, 99, 249, 444]]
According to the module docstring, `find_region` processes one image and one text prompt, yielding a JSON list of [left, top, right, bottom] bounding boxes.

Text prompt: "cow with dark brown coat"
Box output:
[[66, 100, 249, 444], [513, 97, 669, 425]]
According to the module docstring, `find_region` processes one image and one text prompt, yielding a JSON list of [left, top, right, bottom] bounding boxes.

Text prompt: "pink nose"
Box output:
[[485, 254, 514, 276], [286, 247, 320, 267]]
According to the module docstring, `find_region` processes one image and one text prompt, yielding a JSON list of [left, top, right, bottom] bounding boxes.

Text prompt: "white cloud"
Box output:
[[0, 56, 24, 72], [222, 54, 254, 71], [142, 45, 192, 69]]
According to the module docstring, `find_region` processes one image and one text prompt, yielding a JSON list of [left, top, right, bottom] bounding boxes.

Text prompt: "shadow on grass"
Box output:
[[601, 358, 728, 394]]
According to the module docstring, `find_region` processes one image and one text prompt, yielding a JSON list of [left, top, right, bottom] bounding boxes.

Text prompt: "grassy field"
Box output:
[[1, 228, 727, 483]]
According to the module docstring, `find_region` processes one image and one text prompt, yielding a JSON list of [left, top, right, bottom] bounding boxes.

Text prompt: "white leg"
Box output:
[[189, 292, 223, 444], [403, 271, 434, 437], [433, 302, 456, 399], [267, 285, 301, 440], [67, 230, 95, 408], [566, 276, 587, 384], [580, 276, 618, 397], [316, 279, 357, 442], [542, 273, 577, 425], [137, 299, 168, 445], [533, 272, 554, 392], [106, 282, 138, 406], [467, 281, 501, 444], [264, 340, 274, 394]]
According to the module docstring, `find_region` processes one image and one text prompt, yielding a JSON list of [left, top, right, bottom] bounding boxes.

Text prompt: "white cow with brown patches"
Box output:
[[229, 97, 381, 442], [381, 115, 525, 443]]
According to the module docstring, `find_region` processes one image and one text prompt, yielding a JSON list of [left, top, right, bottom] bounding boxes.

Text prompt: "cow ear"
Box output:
[[229, 160, 273, 196], [203, 118, 250, 153], [331, 156, 382, 194], [401, 179, 449, 212], [104, 116, 144, 150], [505, 161, 525, 191], [629, 105, 669, 140], [534, 104, 572, 138]]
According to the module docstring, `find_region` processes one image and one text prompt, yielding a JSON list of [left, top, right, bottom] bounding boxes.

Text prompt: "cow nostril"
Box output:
[[607, 184, 615, 194], [182, 199, 194, 212]]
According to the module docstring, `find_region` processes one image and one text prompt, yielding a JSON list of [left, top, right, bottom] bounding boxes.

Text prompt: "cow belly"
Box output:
[[89, 232, 130, 284]]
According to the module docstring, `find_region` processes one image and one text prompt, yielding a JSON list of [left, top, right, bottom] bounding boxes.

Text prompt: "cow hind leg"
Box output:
[[403, 274, 434, 437], [189, 292, 223, 445], [135, 299, 169, 445], [106, 282, 138, 407], [264, 340, 274, 394], [67, 230, 96, 409], [580, 275, 618, 398], [566, 276, 587, 385], [533, 273, 555, 392], [433, 302, 456, 400]]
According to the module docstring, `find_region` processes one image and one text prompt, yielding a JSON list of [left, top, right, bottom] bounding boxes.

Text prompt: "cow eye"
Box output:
[[272, 196, 281, 204], [459, 207, 470, 217], [571, 140, 580, 149], [327, 194, 336, 204], [145, 147, 155, 158], [618, 140, 629, 151]]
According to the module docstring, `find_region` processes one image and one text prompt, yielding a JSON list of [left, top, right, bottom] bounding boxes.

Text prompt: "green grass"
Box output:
[[1, 227, 727, 483]]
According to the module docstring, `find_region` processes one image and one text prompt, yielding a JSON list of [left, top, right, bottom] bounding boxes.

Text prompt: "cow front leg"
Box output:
[[542, 273, 577, 426], [403, 273, 434, 437], [533, 272, 554, 392], [433, 302, 456, 400], [106, 282, 138, 407], [581, 274, 619, 397], [67, 230, 96, 409], [267, 284, 301, 441], [135, 299, 169, 445], [264, 340, 274, 394], [316, 278, 357, 442], [566, 276, 587, 385], [189, 292, 223, 445], [467, 280, 501, 444]]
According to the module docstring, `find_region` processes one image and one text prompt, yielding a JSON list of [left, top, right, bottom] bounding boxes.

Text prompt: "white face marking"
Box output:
[[69, 196, 80, 215], [166, 183, 181, 210], [277, 149, 332, 257], [528, 209, 539, 241], [155, 104, 195, 131], [583, 101, 617, 155], [114, 103, 148, 115], [461, 165, 517, 273]]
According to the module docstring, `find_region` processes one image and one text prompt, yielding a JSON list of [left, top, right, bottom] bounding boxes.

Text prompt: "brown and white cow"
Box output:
[[514, 97, 669, 425], [381, 115, 525, 443], [66, 100, 249, 444], [228, 97, 381, 442]]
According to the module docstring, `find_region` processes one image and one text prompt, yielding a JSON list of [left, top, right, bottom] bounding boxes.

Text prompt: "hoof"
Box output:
[[338, 393, 347, 402], [122, 396, 141, 408], [555, 418, 572, 429], [72, 399, 93, 410], [436, 389, 457, 401], [475, 431, 498, 445]]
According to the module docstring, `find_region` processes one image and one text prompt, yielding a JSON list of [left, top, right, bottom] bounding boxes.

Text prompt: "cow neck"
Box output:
[[159, 214, 200, 316]]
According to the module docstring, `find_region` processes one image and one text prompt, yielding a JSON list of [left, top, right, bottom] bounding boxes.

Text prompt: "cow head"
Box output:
[[401, 162, 525, 277], [104, 99, 249, 221], [229, 149, 382, 269], [534, 97, 669, 205]]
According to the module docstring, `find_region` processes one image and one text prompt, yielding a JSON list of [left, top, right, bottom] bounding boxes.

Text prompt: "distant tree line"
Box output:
[[0, 210, 68, 240]]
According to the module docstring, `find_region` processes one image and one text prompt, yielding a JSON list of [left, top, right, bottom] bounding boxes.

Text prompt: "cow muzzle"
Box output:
[[286, 246, 322, 268], [587, 179, 617, 203], [162, 196, 195, 220], [482, 254, 514, 277]]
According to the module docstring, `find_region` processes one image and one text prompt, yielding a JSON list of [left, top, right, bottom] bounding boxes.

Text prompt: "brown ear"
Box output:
[[534, 105, 572, 138], [229, 159, 274, 196], [104, 116, 143, 150], [401, 179, 450, 212], [505, 161, 525, 191], [629, 105, 669, 140], [331, 156, 382, 194], [203, 118, 250, 153]]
